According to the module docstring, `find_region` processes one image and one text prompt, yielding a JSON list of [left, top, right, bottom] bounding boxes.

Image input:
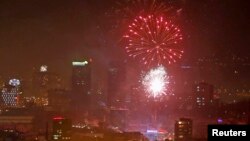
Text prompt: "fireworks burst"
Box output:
[[124, 15, 183, 66], [142, 66, 169, 98]]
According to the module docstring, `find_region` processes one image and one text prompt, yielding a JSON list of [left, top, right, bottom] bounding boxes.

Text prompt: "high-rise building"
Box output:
[[32, 65, 62, 97], [72, 61, 91, 94], [174, 118, 193, 141], [71, 60, 91, 110], [194, 82, 214, 108], [107, 62, 125, 108], [1, 82, 22, 107], [52, 117, 72, 141]]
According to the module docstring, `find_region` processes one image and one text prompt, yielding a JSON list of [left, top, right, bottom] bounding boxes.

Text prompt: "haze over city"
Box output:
[[0, 0, 249, 141]]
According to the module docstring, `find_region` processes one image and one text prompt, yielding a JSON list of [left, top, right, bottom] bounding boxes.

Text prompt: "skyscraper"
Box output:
[[174, 118, 193, 141], [107, 62, 125, 108], [194, 82, 214, 108], [32, 65, 62, 97], [1, 83, 22, 107], [71, 60, 91, 110]]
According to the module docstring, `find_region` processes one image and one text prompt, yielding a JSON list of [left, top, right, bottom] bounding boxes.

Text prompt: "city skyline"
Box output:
[[0, 0, 249, 84], [0, 0, 249, 141]]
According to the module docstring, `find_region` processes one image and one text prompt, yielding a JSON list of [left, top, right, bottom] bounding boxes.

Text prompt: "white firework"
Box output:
[[142, 66, 169, 98]]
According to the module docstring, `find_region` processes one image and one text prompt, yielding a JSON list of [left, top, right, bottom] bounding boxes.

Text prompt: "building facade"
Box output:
[[32, 65, 62, 97], [71, 60, 91, 112], [1, 84, 22, 107], [107, 62, 126, 108], [52, 117, 72, 141], [175, 118, 193, 141], [194, 82, 214, 108]]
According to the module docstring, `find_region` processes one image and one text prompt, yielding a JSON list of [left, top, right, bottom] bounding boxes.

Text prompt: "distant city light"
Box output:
[[147, 130, 158, 133], [217, 118, 223, 123], [9, 79, 20, 86], [72, 61, 88, 66], [40, 65, 48, 72], [53, 117, 65, 120], [181, 65, 191, 69]]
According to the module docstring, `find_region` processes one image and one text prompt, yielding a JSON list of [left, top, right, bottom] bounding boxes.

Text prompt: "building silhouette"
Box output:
[[194, 82, 214, 108], [175, 118, 193, 141], [32, 65, 62, 97], [1, 83, 22, 107], [107, 62, 125, 108], [52, 117, 72, 141], [71, 60, 91, 112]]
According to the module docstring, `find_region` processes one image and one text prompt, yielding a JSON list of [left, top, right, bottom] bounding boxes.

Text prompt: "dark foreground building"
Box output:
[[175, 118, 193, 141], [52, 117, 72, 141]]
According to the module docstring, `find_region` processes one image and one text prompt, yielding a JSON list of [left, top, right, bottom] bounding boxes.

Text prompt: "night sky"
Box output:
[[0, 0, 249, 87]]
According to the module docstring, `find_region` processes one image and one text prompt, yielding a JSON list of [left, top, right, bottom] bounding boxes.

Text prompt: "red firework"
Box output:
[[123, 15, 183, 65]]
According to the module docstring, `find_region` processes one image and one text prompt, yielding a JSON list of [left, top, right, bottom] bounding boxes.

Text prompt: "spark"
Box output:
[[124, 15, 183, 66]]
